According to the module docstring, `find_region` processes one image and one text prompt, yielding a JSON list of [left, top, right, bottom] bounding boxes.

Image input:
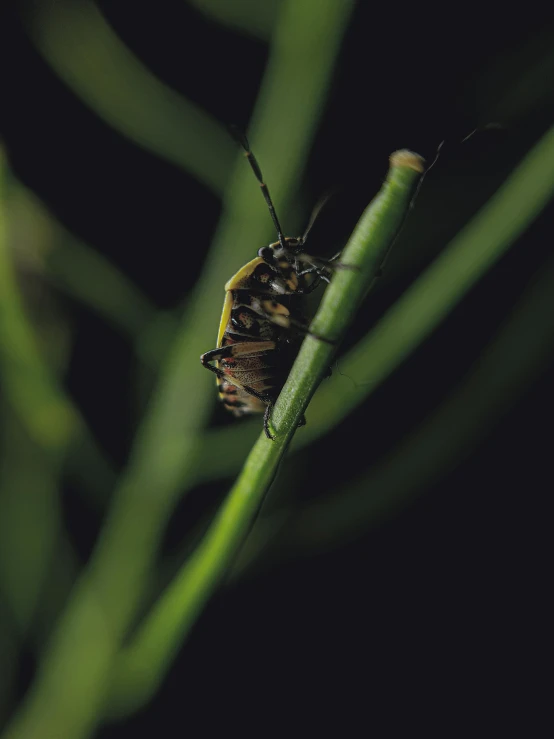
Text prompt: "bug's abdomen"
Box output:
[[212, 286, 302, 417], [217, 335, 285, 416]]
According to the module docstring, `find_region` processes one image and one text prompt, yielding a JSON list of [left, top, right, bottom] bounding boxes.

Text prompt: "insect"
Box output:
[[200, 132, 338, 439]]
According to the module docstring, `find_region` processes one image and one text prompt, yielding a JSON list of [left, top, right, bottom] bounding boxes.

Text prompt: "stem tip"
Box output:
[[389, 149, 425, 173]]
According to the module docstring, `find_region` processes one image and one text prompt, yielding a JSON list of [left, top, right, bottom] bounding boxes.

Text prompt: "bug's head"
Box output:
[[261, 237, 304, 261], [283, 237, 304, 254]]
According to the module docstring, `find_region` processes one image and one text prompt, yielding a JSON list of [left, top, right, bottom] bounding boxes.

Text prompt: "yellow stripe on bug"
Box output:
[[224, 257, 265, 291], [216, 291, 234, 347]]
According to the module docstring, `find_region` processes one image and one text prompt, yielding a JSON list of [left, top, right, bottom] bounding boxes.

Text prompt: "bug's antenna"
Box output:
[[301, 191, 334, 244], [230, 127, 286, 249], [409, 124, 505, 209]]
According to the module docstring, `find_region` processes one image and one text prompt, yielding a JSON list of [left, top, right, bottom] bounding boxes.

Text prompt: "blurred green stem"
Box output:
[[0, 149, 77, 641], [105, 151, 424, 717], [186, 0, 280, 40], [0, 412, 65, 636], [1, 2, 354, 737], [11, 182, 170, 509], [0, 151, 77, 450], [25, 0, 235, 195]]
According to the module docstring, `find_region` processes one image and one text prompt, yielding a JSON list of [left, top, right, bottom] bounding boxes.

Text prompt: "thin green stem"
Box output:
[[189, 123, 554, 482], [232, 251, 554, 573], [271, 152, 425, 435], [305, 124, 554, 439], [105, 151, 424, 718], [148, 124, 554, 598], [298, 252, 554, 548]]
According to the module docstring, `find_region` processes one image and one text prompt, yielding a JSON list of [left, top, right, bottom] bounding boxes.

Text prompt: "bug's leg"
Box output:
[[248, 299, 336, 345], [262, 308, 336, 344], [325, 251, 359, 270], [297, 413, 306, 428], [297, 270, 332, 285], [295, 263, 332, 287], [263, 403, 275, 440], [201, 346, 228, 375], [297, 252, 359, 274], [294, 274, 323, 294], [287, 319, 335, 345]]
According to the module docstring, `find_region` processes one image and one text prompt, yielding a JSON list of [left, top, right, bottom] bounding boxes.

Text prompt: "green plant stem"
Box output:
[[189, 122, 554, 481], [105, 151, 424, 718], [1, 3, 354, 737], [271, 151, 425, 434], [298, 254, 554, 548], [231, 251, 554, 574], [305, 125, 554, 440], [144, 124, 554, 607]]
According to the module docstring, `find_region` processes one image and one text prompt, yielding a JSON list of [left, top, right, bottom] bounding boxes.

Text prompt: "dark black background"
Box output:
[[1, 1, 551, 734]]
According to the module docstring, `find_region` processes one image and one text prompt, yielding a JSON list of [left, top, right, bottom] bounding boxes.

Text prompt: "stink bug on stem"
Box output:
[[200, 132, 340, 439]]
